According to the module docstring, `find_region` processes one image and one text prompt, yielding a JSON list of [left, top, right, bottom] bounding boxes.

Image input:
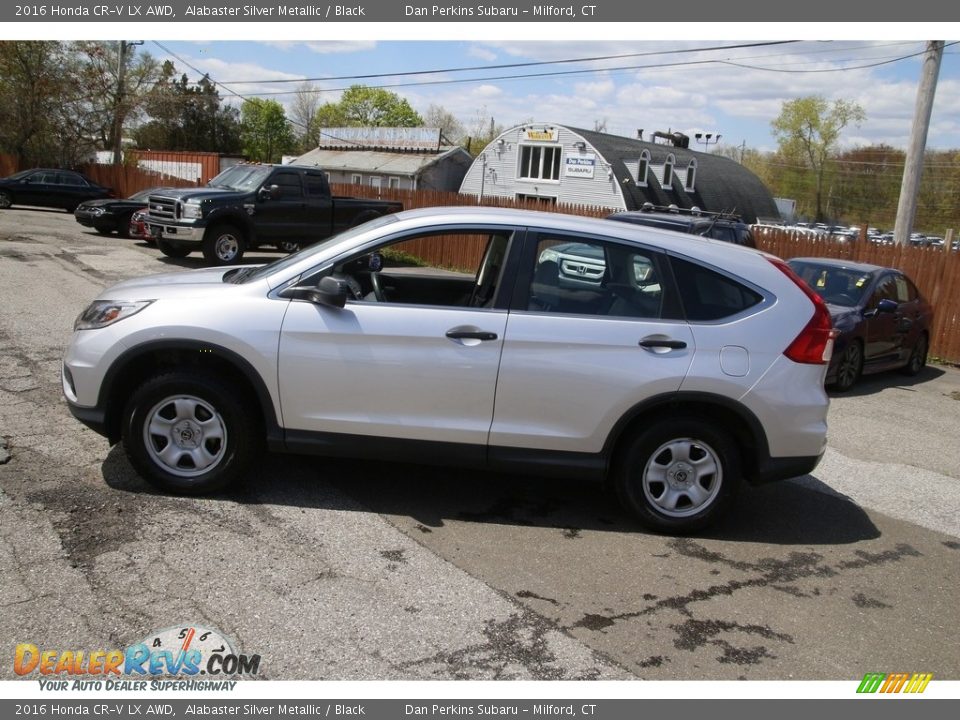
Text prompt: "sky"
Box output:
[[136, 38, 960, 154]]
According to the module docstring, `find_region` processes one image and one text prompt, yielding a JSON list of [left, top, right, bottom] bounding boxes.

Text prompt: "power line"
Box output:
[[214, 40, 802, 86]]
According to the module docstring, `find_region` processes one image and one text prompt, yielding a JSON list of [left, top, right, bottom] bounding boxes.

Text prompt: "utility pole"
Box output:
[[112, 41, 127, 166], [894, 41, 944, 245]]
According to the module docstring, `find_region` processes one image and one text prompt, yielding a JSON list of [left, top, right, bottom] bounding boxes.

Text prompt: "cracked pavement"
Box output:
[[1, 207, 959, 683]]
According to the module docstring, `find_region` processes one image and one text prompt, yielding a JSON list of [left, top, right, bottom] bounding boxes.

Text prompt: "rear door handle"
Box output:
[[446, 329, 498, 341], [639, 338, 687, 350]]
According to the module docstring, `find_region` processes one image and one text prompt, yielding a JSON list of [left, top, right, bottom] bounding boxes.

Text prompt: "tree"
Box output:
[[771, 95, 865, 222], [0, 41, 66, 166], [313, 84, 423, 129], [290, 82, 322, 152], [72, 41, 161, 164], [240, 99, 295, 162], [423, 104, 465, 144], [464, 108, 504, 154], [134, 62, 241, 154]]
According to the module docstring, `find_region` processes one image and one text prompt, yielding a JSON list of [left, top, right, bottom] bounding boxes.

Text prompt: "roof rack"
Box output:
[[637, 202, 742, 221]]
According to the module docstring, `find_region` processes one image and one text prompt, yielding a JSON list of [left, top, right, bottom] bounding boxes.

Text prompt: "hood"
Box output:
[[77, 198, 143, 210], [150, 187, 251, 203], [96, 266, 256, 301]]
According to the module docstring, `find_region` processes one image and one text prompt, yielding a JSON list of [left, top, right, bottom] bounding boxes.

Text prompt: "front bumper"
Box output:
[[147, 221, 204, 245]]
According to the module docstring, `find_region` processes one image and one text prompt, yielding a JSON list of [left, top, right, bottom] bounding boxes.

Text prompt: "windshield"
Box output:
[[207, 166, 273, 191], [7, 170, 33, 181], [787, 261, 872, 307], [236, 213, 401, 284]]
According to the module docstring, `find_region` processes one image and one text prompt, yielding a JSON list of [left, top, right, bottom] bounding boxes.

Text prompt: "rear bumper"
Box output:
[[748, 451, 824, 485]]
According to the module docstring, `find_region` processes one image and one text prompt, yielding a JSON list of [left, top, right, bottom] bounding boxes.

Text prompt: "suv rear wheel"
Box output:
[[615, 417, 738, 533], [121, 372, 260, 494]]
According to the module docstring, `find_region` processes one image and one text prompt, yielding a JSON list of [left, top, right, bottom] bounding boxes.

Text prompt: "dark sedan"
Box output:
[[787, 258, 933, 391], [0, 168, 113, 213], [74, 188, 162, 238]]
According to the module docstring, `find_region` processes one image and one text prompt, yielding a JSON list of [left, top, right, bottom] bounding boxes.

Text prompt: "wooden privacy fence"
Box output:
[[80, 163, 200, 198]]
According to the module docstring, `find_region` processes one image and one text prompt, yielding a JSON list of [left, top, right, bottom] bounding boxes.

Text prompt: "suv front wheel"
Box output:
[[121, 371, 260, 494], [615, 417, 739, 533]]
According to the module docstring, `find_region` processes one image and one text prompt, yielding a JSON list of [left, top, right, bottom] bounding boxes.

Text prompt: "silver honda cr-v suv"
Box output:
[[63, 207, 834, 533]]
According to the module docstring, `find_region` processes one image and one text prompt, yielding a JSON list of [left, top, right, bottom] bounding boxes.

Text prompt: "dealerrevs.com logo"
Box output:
[[857, 672, 933, 694], [15, 625, 260, 691]]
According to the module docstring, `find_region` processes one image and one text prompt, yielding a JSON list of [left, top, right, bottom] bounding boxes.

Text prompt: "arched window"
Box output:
[[637, 150, 650, 187], [684, 159, 697, 191], [662, 154, 675, 189]]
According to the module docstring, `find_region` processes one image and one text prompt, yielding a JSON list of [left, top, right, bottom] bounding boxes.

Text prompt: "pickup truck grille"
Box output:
[[147, 195, 178, 221]]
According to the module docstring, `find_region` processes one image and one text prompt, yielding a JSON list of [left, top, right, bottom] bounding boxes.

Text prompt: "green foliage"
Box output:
[[313, 85, 424, 129], [240, 99, 295, 163], [771, 95, 866, 221], [134, 62, 241, 154]]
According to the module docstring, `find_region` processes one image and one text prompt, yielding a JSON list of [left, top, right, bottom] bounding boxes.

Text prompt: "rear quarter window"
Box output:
[[670, 256, 763, 321]]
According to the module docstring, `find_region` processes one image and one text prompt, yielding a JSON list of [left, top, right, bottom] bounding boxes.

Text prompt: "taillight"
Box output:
[[768, 257, 838, 364]]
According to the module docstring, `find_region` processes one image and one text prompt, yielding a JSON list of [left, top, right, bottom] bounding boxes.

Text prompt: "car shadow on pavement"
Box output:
[[101, 447, 880, 546], [827, 364, 945, 398]]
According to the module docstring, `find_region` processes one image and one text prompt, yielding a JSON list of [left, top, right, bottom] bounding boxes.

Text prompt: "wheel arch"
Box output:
[[98, 340, 281, 448], [604, 392, 770, 484], [204, 210, 256, 245]]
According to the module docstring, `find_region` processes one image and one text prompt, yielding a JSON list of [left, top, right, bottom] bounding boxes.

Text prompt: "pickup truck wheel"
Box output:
[[156, 239, 191, 258], [121, 372, 260, 495], [203, 225, 245, 265], [614, 417, 738, 534]]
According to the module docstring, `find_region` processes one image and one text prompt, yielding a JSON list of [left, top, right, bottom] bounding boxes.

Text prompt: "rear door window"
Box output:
[[670, 256, 763, 321]]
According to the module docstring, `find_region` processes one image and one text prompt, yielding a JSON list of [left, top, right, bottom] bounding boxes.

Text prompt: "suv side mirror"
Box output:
[[280, 276, 349, 308]]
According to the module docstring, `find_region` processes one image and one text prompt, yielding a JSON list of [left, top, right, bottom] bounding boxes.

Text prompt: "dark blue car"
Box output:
[[787, 258, 934, 391]]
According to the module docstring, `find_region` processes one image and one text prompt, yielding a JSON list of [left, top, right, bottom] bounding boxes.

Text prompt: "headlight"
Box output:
[[538, 248, 560, 265], [74, 300, 154, 330], [181, 202, 203, 219], [91, 207, 105, 216]]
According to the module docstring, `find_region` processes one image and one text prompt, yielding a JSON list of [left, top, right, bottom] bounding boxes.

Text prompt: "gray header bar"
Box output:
[[4, 0, 959, 23], [1, 700, 959, 720]]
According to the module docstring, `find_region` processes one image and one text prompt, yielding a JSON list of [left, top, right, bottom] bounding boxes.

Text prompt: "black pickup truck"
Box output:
[[145, 164, 403, 265]]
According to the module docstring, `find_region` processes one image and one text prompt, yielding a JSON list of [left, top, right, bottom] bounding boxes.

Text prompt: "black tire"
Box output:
[[614, 417, 739, 533], [832, 340, 863, 392], [118, 213, 133, 238], [156, 239, 191, 258], [121, 371, 261, 495], [900, 333, 928, 376], [0, 190, 12, 209], [203, 224, 245, 265]]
